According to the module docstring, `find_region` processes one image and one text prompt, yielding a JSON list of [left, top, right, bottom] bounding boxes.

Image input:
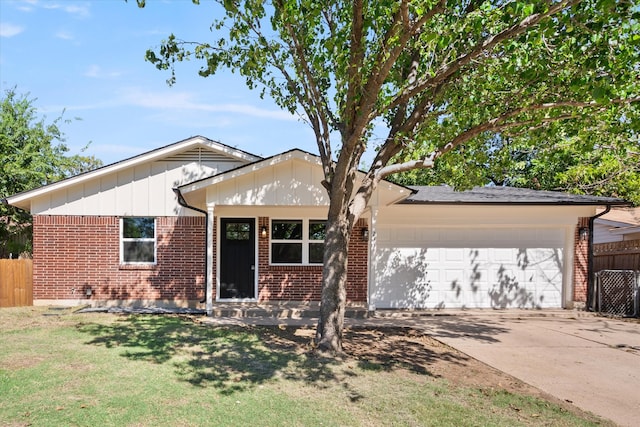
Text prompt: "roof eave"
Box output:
[[399, 200, 631, 206]]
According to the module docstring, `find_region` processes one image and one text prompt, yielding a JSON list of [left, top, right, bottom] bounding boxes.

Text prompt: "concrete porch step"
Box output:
[[209, 303, 369, 319]]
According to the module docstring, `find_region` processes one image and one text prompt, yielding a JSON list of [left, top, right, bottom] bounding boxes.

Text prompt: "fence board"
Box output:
[[0, 259, 33, 307], [594, 240, 640, 272]]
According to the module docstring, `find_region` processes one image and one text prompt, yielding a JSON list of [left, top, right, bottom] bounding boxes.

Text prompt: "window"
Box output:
[[225, 222, 251, 240], [308, 220, 326, 264], [121, 217, 156, 264], [271, 219, 325, 264]]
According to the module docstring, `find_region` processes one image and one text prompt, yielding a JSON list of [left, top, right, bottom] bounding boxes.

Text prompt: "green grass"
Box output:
[[0, 307, 609, 426]]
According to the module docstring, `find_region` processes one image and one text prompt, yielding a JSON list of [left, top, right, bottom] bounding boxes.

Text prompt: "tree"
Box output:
[[0, 87, 103, 257], [390, 104, 640, 205], [140, 0, 639, 353]]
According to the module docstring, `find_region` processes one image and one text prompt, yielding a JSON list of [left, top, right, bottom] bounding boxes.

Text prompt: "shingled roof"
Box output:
[[401, 185, 629, 206]]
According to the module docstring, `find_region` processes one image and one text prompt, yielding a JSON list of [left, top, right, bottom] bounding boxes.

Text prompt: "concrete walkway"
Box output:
[[202, 310, 640, 426], [420, 312, 640, 427]]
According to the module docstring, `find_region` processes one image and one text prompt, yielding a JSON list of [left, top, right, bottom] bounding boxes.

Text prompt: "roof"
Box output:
[[3, 136, 262, 210], [401, 185, 630, 206], [596, 207, 640, 227]]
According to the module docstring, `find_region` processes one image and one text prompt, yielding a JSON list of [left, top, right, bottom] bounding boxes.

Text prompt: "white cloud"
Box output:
[[0, 23, 25, 37], [120, 87, 297, 121], [42, 2, 90, 18], [84, 64, 123, 79], [55, 30, 73, 40]]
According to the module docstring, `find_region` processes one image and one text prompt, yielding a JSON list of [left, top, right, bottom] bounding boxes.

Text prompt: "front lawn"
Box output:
[[0, 307, 610, 426]]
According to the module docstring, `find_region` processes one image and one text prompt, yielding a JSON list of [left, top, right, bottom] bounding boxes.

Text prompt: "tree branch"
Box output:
[[385, 0, 580, 114], [376, 96, 640, 180]]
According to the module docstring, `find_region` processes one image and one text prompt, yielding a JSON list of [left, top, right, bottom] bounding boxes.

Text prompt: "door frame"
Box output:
[[216, 216, 259, 301]]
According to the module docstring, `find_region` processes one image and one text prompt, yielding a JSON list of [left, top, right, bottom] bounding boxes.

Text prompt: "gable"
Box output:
[[178, 150, 412, 209], [5, 136, 260, 216]]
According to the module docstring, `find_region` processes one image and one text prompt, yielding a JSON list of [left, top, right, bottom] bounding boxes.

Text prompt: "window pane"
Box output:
[[309, 243, 324, 264], [226, 223, 250, 240], [272, 243, 302, 263], [309, 220, 326, 240], [123, 217, 154, 238], [272, 220, 302, 240], [123, 241, 155, 263]]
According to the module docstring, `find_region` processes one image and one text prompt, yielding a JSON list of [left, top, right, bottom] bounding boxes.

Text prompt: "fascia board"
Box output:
[[610, 226, 640, 235]]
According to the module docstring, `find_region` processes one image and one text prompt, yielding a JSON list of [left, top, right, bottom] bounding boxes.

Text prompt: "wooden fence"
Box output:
[[594, 240, 640, 272], [0, 259, 33, 307]]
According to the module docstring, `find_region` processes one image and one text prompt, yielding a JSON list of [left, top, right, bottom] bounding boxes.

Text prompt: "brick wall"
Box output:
[[33, 215, 205, 303], [256, 217, 368, 303], [33, 214, 369, 305], [573, 217, 590, 303]]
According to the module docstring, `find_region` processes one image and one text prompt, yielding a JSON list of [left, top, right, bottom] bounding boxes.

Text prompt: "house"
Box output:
[[592, 207, 640, 273], [3, 136, 628, 313], [594, 207, 640, 244]]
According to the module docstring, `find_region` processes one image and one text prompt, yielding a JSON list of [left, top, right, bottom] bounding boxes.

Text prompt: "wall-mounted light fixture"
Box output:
[[261, 225, 268, 238], [362, 227, 369, 240], [579, 227, 589, 241], [85, 286, 93, 297]]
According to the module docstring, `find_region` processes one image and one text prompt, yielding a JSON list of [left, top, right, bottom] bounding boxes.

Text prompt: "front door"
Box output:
[[219, 218, 256, 299]]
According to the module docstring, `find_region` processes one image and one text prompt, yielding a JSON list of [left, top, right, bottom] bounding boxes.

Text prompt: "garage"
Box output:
[[370, 225, 565, 309], [366, 185, 615, 311]]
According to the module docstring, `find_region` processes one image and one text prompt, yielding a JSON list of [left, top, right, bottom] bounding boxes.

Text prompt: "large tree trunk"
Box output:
[[315, 211, 351, 354]]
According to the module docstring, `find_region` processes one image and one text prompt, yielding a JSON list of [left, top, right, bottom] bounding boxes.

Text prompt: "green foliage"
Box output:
[[0, 87, 103, 257], [390, 106, 640, 205], [143, 1, 638, 198]]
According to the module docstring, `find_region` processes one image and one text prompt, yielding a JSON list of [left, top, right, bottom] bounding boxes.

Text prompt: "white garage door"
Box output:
[[371, 227, 565, 309]]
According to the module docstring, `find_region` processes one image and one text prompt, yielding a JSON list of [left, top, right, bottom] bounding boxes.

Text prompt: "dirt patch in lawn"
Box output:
[[254, 324, 600, 421]]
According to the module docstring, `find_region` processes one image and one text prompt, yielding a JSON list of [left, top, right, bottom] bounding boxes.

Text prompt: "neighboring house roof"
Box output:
[[597, 206, 640, 226], [595, 207, 640, 241], [401, 185, 629, 206], [3, 136, 262, 211]]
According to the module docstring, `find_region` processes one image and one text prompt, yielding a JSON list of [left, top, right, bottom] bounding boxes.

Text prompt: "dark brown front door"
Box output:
[[219, 218, 255, 299]]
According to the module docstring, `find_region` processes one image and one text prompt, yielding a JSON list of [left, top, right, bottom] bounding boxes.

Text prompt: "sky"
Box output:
[[0, 0, 319, 166]]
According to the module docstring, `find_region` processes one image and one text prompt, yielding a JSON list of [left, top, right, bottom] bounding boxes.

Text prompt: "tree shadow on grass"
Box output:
[[77, 315, 340, 395], [76, 315, 472, 397]]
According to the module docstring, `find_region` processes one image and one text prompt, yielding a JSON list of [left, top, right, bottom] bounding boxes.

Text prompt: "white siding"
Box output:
[[28, 160, 244, 216], [593, 223, 623, 244], [207, 159, 331, 206]]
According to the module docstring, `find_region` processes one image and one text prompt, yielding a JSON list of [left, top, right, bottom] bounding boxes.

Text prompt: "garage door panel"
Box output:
[[445, 249, 464, 261], [373, 227, 565, 309]]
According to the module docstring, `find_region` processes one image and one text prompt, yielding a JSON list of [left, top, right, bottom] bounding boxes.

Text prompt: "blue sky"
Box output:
[[0, 0, 318, 166]]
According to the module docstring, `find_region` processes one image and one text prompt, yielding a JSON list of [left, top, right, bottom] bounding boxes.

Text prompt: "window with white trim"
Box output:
[[121, 217, 156, 264], [271, 219, 326, 264]]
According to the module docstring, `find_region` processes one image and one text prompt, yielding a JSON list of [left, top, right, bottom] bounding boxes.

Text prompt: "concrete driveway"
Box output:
[[419, 312, 640, 427]]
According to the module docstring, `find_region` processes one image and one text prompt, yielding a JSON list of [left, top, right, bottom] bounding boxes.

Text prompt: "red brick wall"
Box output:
[[32, 215, 205, 303], [573, 217, 590, 303], [256, 217, 368, 303]]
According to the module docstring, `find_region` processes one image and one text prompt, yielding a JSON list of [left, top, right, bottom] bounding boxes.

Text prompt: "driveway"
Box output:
[[419, 312, 640, 427]]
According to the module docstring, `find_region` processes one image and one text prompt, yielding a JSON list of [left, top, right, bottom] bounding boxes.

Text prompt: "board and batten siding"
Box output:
[[206, 158, 330, 206], [28, 160, 244, 216]]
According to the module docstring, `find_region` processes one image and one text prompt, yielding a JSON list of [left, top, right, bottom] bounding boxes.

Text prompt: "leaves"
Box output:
[[0, 87, 103, 256]]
